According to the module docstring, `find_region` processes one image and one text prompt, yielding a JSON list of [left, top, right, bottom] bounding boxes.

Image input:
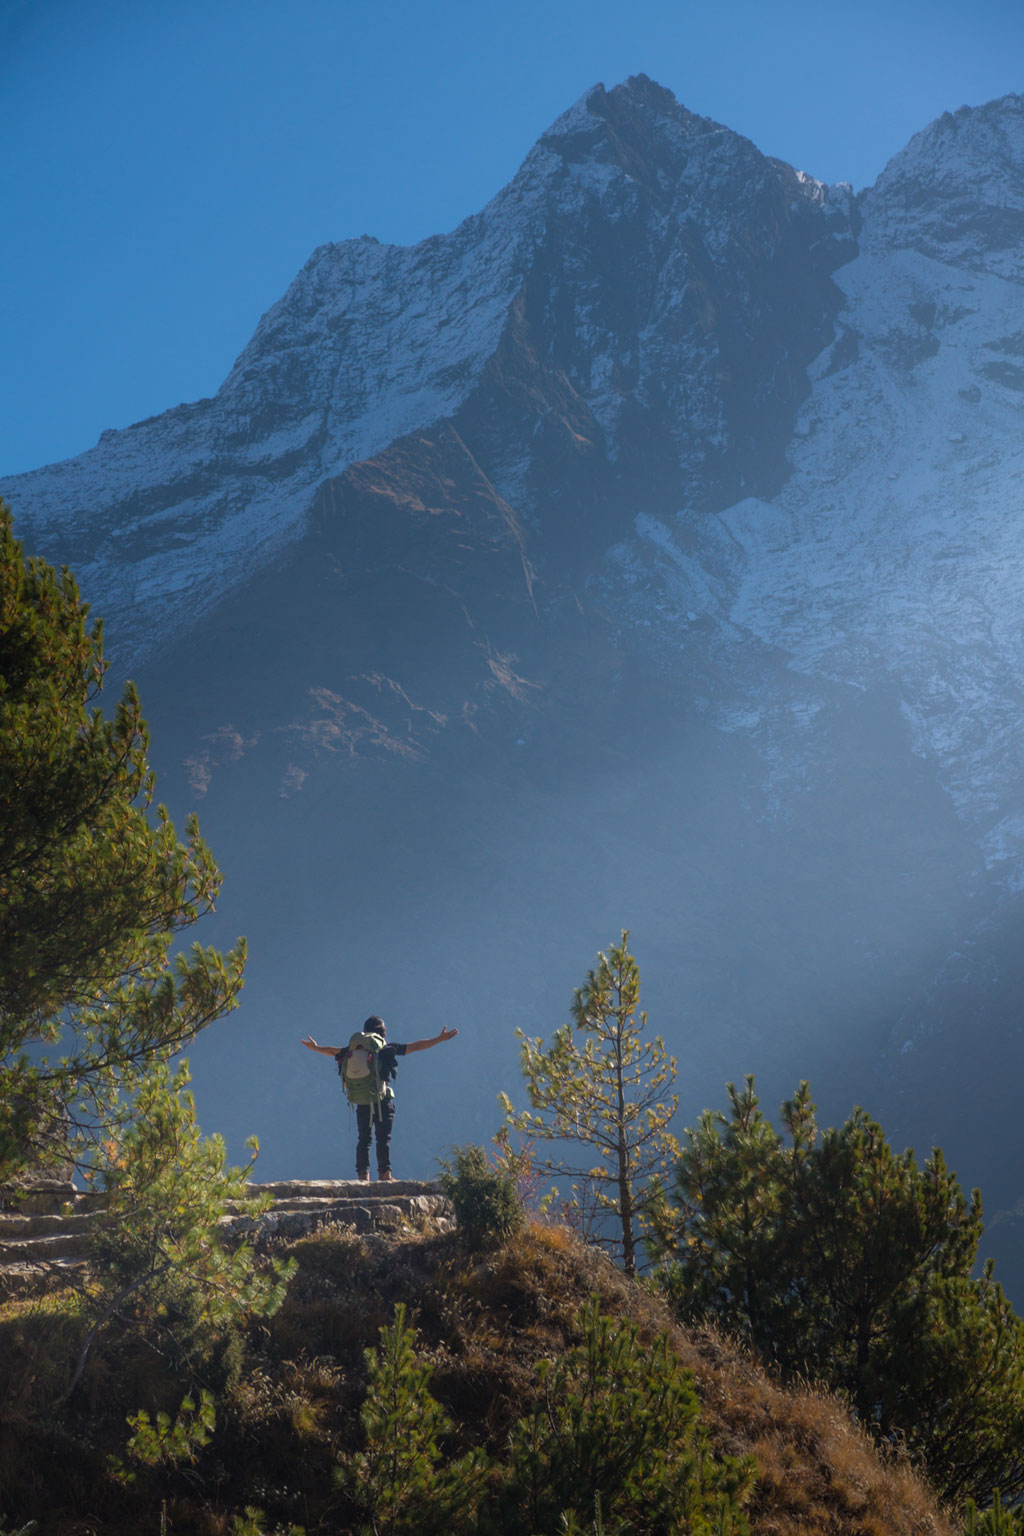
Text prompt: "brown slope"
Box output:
[[266, 1221, 956, 1536]]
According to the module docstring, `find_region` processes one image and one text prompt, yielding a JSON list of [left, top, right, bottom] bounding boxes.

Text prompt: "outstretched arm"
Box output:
[[301, 1035, 342, 1057], [403, 1026, 459, 1056]]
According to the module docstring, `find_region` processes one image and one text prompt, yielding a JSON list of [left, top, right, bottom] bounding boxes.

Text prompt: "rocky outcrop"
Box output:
[[0, 1179, 450, 1297], [863, 93, 1024, 277]]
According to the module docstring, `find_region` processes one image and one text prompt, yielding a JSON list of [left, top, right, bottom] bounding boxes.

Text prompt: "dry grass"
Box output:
[[683, 1330, 954, 1535]]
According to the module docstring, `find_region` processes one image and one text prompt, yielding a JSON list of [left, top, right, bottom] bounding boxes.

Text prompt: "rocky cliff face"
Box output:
[[4, 80, 1024, 1294], [606, 88, 1024, 874], [865, 93, 1024, 274]]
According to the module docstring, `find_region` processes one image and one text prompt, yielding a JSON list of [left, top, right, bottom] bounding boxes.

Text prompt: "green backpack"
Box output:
[[337, 1030, 391, 1108]]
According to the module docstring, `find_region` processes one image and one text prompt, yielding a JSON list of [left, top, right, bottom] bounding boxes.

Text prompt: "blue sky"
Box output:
[[2, 0, 1021, 478]]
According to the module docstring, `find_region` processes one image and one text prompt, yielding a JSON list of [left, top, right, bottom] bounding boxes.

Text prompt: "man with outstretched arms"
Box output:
[[301, 1016, 458, 1181]]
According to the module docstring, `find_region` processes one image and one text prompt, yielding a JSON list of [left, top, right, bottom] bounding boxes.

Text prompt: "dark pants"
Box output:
[[355, 1097, 395, 1177]]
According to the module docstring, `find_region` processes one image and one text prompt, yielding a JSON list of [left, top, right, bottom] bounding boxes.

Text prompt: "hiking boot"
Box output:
[[377, 1171, 394, 1182], [357, 1170, 370, 1183]]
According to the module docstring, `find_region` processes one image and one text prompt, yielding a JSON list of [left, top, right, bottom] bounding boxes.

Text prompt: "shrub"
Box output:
[[964, 1495, 1024, 1534], [438, 1143, 524, 1249], [350, 1296, 753, 1536], [491, 1297, 753, 1536]]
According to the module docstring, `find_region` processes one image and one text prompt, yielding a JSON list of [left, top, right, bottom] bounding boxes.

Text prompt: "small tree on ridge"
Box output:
[[501, 931, 678, 1275]]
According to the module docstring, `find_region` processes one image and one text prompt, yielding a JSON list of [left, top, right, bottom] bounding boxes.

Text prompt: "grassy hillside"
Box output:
[[1, 1213, 956, 1536]]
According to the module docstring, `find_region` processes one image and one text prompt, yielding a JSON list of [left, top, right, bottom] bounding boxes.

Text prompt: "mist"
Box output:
[[133, 613, 1016, 1286]]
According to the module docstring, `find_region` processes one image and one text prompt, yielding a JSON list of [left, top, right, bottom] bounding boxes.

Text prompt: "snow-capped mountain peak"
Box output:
[[3, 76, 852, 662], [865, 92, 1024, 279]]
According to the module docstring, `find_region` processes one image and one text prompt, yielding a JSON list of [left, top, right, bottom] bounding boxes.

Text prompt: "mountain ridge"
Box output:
[[865, 91, 1024, 273]]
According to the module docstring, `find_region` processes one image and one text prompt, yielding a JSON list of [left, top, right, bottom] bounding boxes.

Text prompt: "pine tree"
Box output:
[[0, 499, 245, 1183], [348, 1302, 486, 1536], [964, 1493, 1024, 1534], [494, 1298, 753, 1536], [500, 931, 678, 1275], [84, 1062, 294, 1389], [648, 1077, 1024, 1506], [0, 503, 280, 1396]]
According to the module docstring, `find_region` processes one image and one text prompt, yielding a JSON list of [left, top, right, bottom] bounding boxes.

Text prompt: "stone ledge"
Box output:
[[224, 1192, 449, 1243], [1, 1180, 79, 1215], [246, 1180, 443, 1200], [0, 1179, 453, 1287]]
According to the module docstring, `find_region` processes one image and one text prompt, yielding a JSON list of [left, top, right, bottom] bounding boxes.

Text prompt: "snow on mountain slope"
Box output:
[[605, 94, 1024, 876], [2, 226, 524, 657]]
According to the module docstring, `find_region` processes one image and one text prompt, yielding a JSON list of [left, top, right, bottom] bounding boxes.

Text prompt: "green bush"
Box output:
[[438, 1143, 524, 1249], [964, 1494, 1024, 1534], [492, 1297, 753, 1536], [345, 1301, 486, 1536]]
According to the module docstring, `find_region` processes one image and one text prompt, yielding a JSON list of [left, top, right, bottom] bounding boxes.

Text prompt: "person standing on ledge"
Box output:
[[301, 1016, 458, 1182]]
